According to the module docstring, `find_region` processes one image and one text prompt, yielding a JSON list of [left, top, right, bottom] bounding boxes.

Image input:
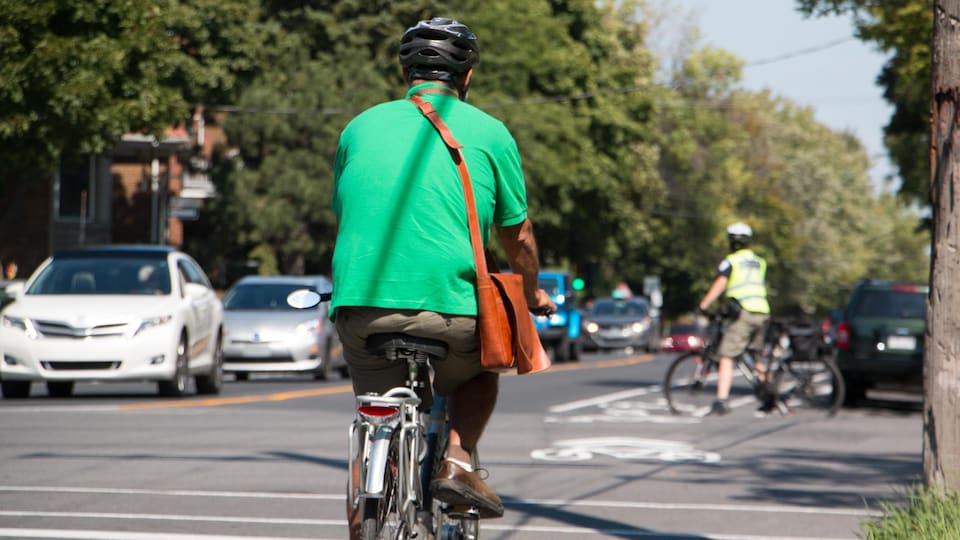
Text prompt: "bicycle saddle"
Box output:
[[366, 333, 449, 360]]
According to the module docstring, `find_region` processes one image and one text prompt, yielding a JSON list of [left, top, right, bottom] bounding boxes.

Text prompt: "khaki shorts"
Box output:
[[335, 307, 485, 397], [719, 310, 770, 359]]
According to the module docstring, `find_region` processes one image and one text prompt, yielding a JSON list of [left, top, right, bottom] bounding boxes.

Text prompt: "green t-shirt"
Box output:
[[331, 83, 528, 317]]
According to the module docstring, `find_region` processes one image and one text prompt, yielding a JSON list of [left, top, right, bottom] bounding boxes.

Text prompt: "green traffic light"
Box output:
[[572, 277, 585, 291]]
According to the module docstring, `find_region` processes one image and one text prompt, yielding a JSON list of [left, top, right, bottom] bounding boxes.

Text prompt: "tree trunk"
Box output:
[[924, 0, 960, 491]]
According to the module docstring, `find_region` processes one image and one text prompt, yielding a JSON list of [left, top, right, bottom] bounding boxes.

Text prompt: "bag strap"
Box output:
[[408, 93, 490, 280]]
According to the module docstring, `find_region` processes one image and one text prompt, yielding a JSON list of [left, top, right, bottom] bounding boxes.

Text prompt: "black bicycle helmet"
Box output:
[[399, 17, 479, 79]]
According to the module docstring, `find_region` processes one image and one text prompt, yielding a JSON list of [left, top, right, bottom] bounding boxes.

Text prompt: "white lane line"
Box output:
[[0, 486, 881, 517], [511, 498, 881, 517], [548, 385, 663, 413], [0, 486, 340, 500], [0, 529, 325, 540], [0, 524, 855, 540], [0, 511, 337, 526], [0, 406, 121, 413]]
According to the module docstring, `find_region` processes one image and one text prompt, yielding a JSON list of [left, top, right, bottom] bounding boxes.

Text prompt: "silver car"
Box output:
[[221, 275, 347, 381]]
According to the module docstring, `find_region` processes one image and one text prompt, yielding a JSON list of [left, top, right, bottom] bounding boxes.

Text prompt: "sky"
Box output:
[[666, 0, 895, 192]]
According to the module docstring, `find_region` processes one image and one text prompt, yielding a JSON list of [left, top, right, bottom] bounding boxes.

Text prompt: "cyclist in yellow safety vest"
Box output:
[[697, 222, 771, 416]]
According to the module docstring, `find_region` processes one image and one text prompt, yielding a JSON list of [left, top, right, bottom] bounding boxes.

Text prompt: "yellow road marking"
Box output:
[[118, 353, 657, 410], [118, 385, 354, 411]]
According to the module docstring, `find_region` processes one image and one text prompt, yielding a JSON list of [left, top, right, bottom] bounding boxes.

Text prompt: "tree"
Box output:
[[209, 0, 665, 281], [925, 0, 960, 491], [795, 0, 932, 207], [0, 0, 269, 239], [651, 38, 928, 317]]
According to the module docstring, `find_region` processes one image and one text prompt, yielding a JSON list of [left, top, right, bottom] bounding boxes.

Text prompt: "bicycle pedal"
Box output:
[[445, 506, 480, 520]]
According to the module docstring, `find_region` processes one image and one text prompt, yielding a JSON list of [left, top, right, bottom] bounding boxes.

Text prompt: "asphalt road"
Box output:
[[0, 350, 923, 539]]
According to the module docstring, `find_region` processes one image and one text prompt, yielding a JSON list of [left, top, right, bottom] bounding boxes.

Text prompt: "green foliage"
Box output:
[[795, 0, 932, 207], [651, 41, 929, 316], [0, 0, 930, 312], [0, 0, 266, 179], [861, 486, 960, 539]]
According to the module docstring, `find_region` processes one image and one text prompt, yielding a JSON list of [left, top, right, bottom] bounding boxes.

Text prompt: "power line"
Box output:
[[745, 37, 856, 67], [203, 37, 867, 116]]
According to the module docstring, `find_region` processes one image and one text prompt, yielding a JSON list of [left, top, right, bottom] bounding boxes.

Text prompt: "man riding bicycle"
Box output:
[[330, 16, 555, 537], [697, 222, 771, 415]]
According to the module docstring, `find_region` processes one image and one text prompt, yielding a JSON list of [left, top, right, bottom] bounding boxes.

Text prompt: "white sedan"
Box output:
[[0, 245, 224, 398]]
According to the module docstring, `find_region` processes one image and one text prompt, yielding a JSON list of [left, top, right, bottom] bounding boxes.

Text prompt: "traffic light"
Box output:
[[572, 277, 585, 291]]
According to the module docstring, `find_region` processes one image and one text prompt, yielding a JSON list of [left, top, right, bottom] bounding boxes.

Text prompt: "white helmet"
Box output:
[[726, 222, 752, 237]]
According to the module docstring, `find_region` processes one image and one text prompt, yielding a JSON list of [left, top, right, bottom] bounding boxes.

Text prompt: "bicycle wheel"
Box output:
[[663, 351, 719, 416], [360, 447, 403, 540], [774, 355, 845, 417]]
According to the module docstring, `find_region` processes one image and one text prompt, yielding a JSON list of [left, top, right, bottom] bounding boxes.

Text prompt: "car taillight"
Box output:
[[835, 321, 851, 350], [892, 284, 919, 292]]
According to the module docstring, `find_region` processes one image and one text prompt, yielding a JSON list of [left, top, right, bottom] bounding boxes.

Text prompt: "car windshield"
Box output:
[[852, 290, 926, 319], [538, 277, 562, 297], [669, 324, 702, 335], [591, 299, 648, 317], [223, 283, 316, 311], [27, 257, 171, 295]]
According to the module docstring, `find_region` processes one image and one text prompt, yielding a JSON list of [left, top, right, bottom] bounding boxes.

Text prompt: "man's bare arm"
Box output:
[[496, 218, 556, 314]]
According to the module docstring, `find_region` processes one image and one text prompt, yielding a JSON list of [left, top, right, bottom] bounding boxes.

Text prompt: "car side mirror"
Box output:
[[5, 281, 25, 297], [183, 282, 209, 298]]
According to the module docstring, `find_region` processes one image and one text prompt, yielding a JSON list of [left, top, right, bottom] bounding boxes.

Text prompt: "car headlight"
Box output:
[[1, 315, 39, 340], [585, 321, 599, 333], [296, 318, 322, 335], [631, 321, 648, 333], [132, 315, 173, 337]]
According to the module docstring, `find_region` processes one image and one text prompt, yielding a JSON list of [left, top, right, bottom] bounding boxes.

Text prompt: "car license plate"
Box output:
[[886, 335, 916, 351], [242, 346, 270, 358]]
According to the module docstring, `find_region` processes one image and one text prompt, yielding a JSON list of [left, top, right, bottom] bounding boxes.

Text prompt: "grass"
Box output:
[[861, 486, 960, 539]]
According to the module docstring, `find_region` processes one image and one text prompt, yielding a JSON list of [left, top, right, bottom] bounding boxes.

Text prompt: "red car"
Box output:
[[659, 323, 706, 352]]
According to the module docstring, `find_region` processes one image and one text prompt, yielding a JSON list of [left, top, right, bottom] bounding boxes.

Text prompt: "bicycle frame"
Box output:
[[348, 340, 479, 540], [349, 387, 422, 521]]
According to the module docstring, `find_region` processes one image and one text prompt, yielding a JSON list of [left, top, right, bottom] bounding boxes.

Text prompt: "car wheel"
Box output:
[[46, 381, 74, 397], [196, 331, 224, 395], [842, 373, 866, 406], [158, 334, 190, 397], [554, 336, 570, 363], [568, 339, 582, 362], [1, 380, 31, 399], [314, 342, 333, 381]]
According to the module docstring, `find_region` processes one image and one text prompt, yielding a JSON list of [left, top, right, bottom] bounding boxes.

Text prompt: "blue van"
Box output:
[[534, 270, 583, 363]]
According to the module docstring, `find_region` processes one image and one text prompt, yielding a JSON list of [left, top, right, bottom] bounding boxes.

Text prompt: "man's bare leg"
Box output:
[[717, 356, 734, 401], [446, 371, 498, 461]]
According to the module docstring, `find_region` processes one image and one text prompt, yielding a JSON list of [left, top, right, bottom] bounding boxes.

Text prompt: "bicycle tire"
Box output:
[[427, 415, 481, 539], [360, 446, 402, 540], [663, 351, 719, 416], [774, 354, 845, 417]]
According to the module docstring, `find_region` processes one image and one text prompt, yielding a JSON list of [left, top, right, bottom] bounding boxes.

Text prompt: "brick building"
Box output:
[[0, 109, 220, 278]]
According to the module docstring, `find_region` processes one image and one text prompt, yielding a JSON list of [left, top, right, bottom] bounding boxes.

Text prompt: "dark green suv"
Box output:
[[835, 279, 927, 404]]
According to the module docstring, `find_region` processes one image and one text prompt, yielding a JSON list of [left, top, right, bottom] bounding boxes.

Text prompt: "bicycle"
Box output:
[[349, 332, 481, 540], [663, 312, 845, 417]]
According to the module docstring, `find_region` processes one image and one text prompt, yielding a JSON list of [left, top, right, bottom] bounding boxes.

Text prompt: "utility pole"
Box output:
[[924, 0, 960, 491]]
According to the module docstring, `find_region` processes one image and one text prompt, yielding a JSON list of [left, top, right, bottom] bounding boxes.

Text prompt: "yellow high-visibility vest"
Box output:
[[724, 249, 770, 314]]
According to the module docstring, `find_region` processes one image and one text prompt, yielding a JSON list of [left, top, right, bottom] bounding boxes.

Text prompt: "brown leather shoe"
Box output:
[[430, 459, 504, 518]]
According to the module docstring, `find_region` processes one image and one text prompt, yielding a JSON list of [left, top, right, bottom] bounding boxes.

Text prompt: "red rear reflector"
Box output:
[[892, 284, 919, 292], [358, 406, 399, 417]]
